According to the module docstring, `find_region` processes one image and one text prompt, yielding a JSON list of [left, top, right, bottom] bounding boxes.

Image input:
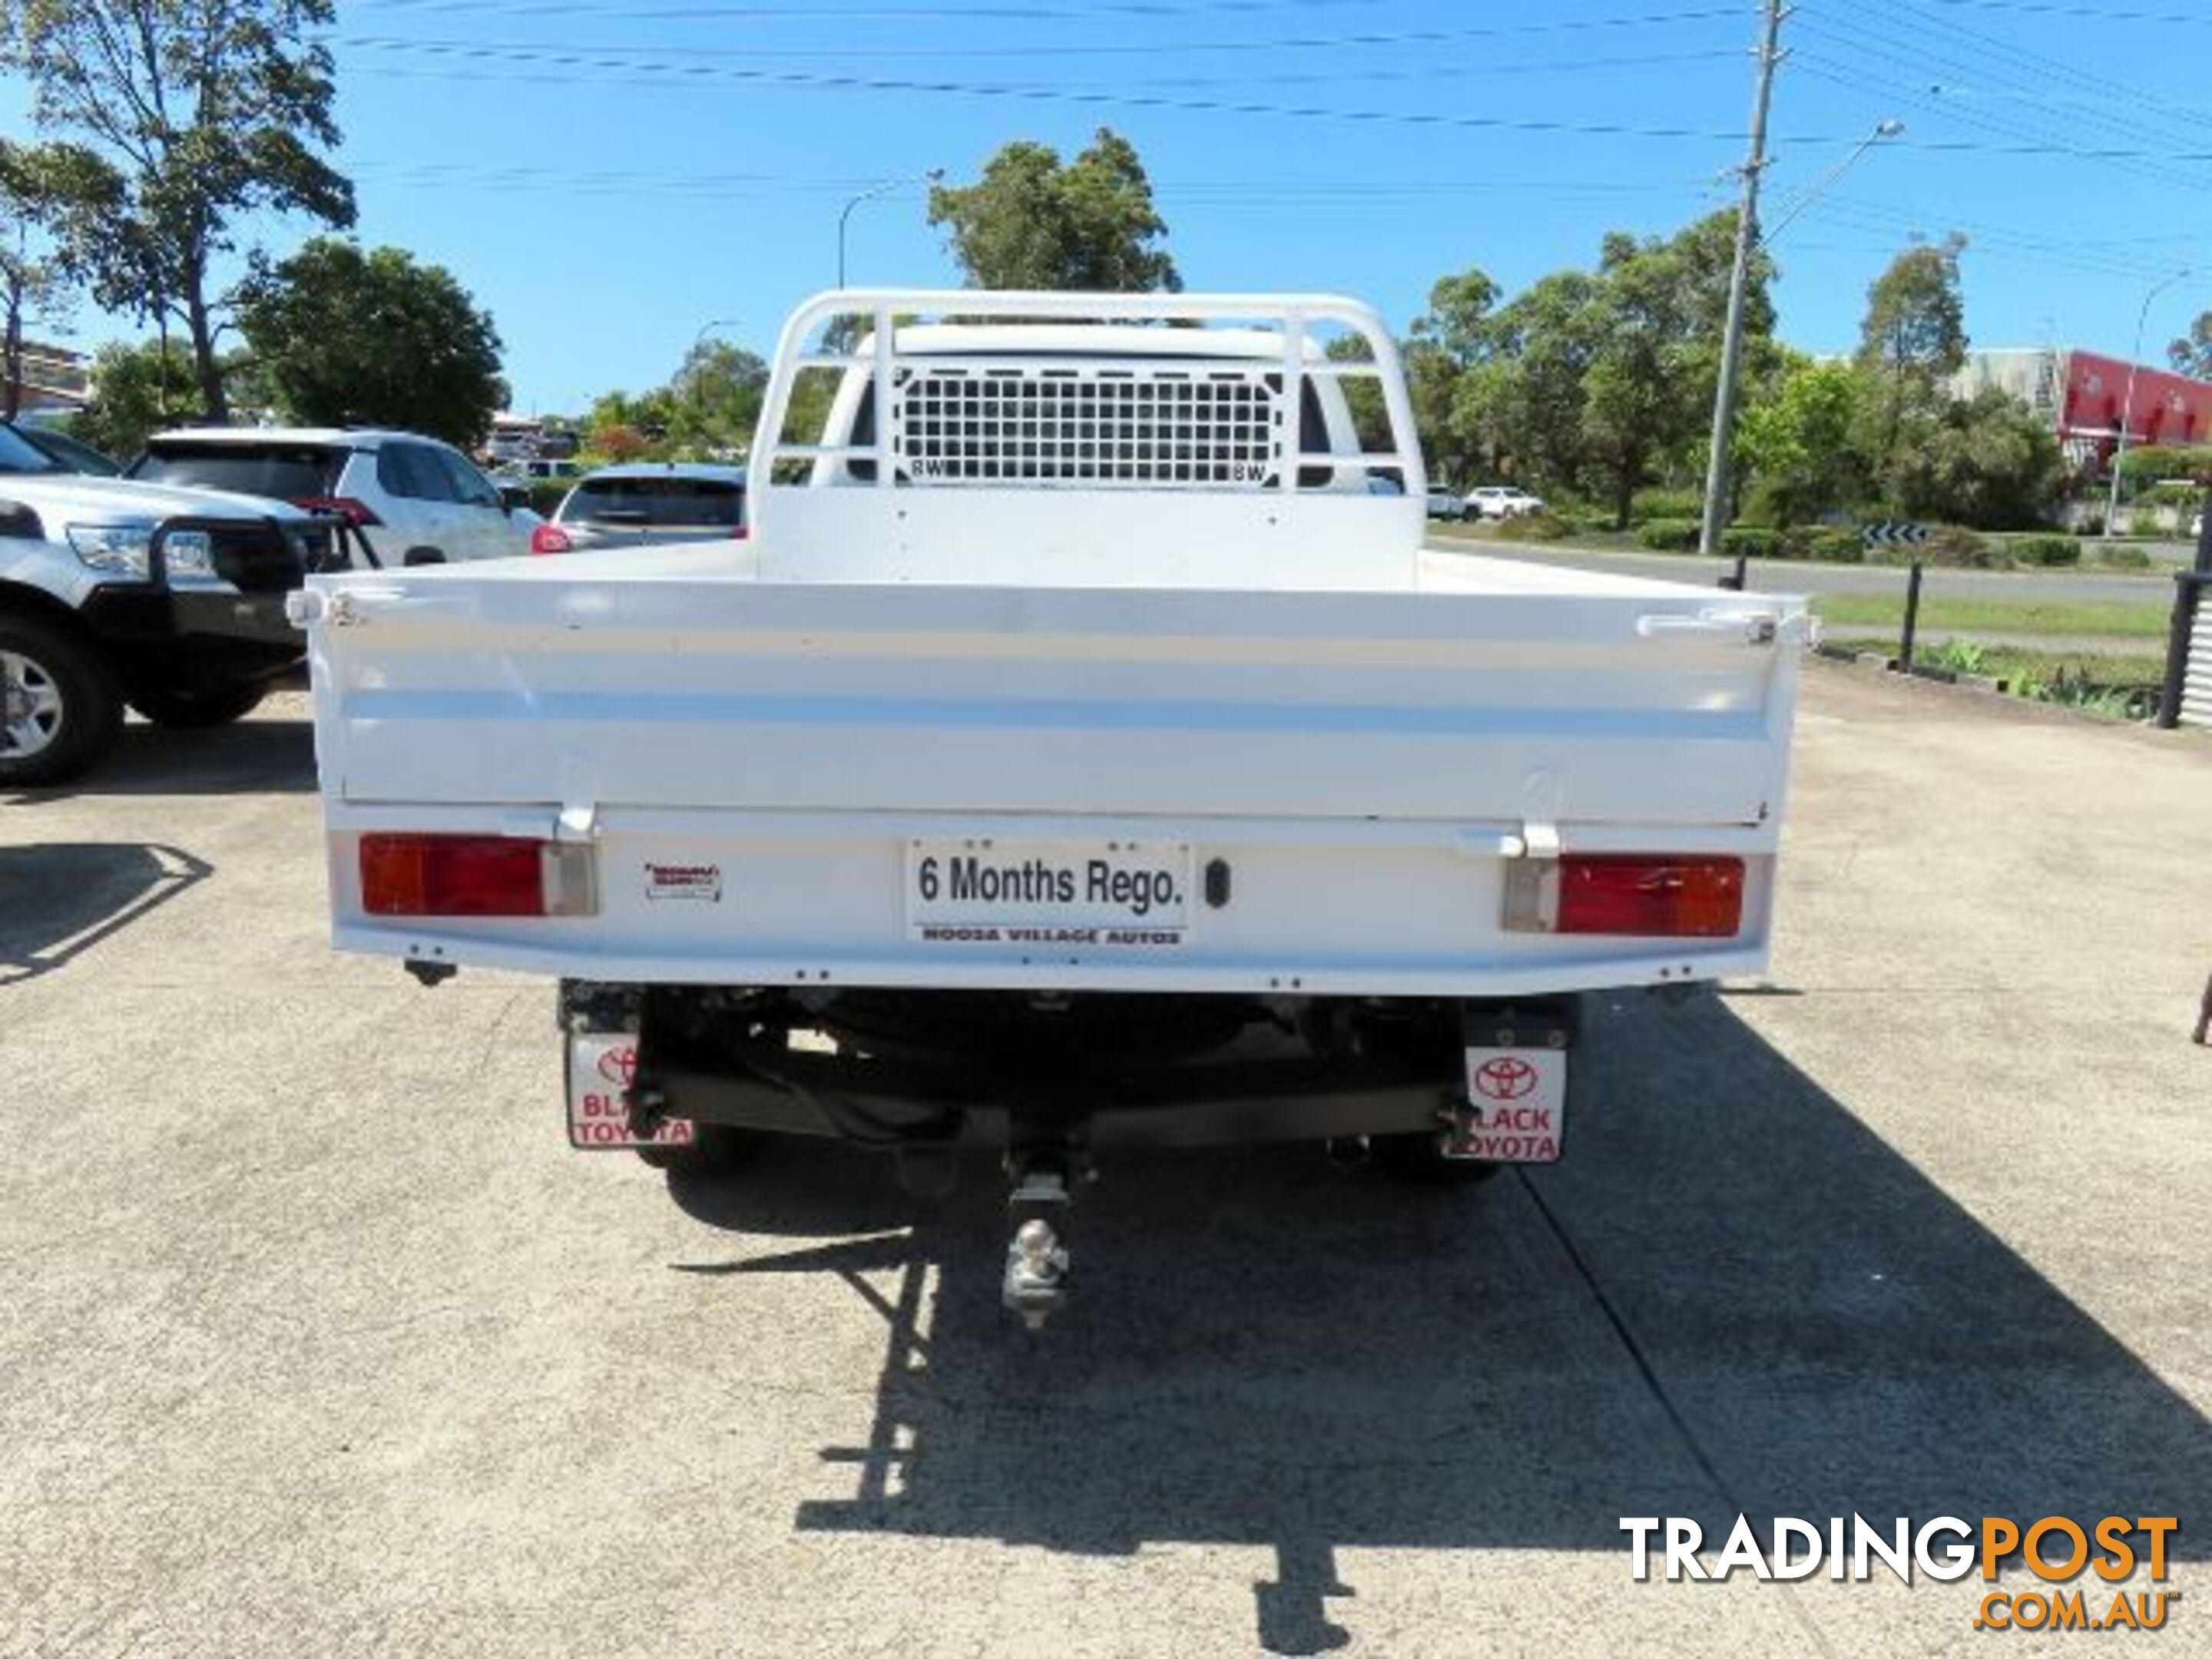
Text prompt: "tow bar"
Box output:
[[1002, 1163, 1074, 1330]]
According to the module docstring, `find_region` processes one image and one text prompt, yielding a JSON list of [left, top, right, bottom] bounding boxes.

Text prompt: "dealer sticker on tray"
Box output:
[[906, 838, 1193, 947]]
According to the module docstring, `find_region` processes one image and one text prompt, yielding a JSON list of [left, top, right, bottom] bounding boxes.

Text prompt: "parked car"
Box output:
[[8, 419, 122, 476], [0, 421, 342, 785], [1424, 482, 1462, 519], [1462, 485, 1545, 520], [529, 463, 747, 555], [131, 428, 536, 564], [494, 457, 584, 488]]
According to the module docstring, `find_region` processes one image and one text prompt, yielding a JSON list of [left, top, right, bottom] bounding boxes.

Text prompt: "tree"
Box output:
[[589, 422, 651, 463], [1404, 270, 1500, 484], [1856, 233, 1969, 490], [0, 0, 355, 421], [2169, 311, 2212, 382], [928, 129, 1180, 292], [70, 336, 198, 458], [0, 141, 84, 419], [1418, 212, 1771, 521], [1579, 211, 1772, 525], [664, 339, 768, 458], [1737, 356, 1869, 528], [239, 240, 505, 447], [1889, 387, 2061, 529], [1455, 270, 1604, 498]]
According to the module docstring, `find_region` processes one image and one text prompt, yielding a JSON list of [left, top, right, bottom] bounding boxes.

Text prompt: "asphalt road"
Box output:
[[2, 674, 2207, 1656], [1433, 535, 2190, 604]]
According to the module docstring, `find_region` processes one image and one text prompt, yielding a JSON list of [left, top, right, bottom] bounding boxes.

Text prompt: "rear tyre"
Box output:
[[1373, 1130, 1503, 1186], [637, 1123, 763, 1174], [126, 678, 267, 728], [0, 613, 122, 787]]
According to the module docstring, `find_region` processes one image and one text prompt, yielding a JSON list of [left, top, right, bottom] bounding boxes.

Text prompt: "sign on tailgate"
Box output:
[[906, 839, 1193, 947]]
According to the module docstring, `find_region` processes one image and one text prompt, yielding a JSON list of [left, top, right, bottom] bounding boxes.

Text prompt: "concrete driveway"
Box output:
[[1, 672, 2206, 1656]]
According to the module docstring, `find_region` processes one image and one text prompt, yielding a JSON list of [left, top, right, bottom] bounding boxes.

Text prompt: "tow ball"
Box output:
[[1002, 1166, 1073, 1330]]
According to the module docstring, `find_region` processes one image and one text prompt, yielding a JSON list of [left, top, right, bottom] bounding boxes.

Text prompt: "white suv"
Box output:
[[1462, 485, 1545, 521], [132, 428, 537, 565]]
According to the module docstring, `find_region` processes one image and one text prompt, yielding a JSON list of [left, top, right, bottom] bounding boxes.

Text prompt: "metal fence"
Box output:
[[2157, 569, 2211, 730]]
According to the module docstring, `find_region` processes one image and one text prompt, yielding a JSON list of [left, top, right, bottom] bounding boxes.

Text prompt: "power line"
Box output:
[[335, 34, 2212, 162], [1793, 10, 2212, 167], [432, 48, 1746, 97], [1790, 58, 2212, 184], [1792, 51, 2212, 199], [1826, 0, 2212, 143], [353, 0, 1397, 17], [346, 167, 1712, 210], [335, 35, 1767, 142], [1792, 199, 2200, 283], [1910, 0, 2212, 28], [336, 3, 1750, 55], [1822, 187, 2204, 248]]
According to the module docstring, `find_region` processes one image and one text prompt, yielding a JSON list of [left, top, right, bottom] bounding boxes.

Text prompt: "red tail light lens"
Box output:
[[361, 833, 549, 916], [294, 495, 383, 528], [730, 525, 750, 540], [530, 523, 573, 555], [1555, 855, 1744, 938]]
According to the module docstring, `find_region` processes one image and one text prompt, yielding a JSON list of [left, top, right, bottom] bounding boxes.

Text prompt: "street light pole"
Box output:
[[1697, 0, 1786, 561], [838, 168, 945, 288], [2104, 267, 2193, 537]]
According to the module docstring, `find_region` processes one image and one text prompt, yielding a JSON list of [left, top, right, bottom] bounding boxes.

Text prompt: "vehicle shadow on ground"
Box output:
[[1, 714, 316, 802], [0, 842, 212, 985], [669, 993, 2210, 1654]]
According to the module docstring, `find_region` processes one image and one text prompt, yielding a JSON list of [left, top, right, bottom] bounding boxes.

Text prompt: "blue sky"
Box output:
[[16, 0, 2212, 416]]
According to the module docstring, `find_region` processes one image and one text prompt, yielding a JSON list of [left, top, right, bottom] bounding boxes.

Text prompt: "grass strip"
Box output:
[[1812, 594, 2168, 637]]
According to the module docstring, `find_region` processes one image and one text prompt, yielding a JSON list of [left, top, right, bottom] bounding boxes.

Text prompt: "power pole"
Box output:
[[1698, 0, 1787, 560]]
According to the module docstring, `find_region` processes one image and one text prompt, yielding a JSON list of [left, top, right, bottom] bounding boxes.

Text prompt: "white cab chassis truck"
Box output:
[[293, 291, 1808, 1326]]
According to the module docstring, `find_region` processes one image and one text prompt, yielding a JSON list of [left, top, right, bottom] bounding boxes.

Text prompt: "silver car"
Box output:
[[531, 462, 748, 554]]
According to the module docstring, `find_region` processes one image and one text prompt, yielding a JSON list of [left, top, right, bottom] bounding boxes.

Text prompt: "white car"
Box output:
[[494, 457, 584, 487], [0, 423, 343, 784], [1423, 482, 1463, 519], [132, 428, 537, 565], [1462, 485, 1545, 521]]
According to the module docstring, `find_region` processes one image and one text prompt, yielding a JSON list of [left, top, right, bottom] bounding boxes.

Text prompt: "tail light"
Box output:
[[730, 525, 750, 540], [1556, 855, 1743, 937], [1505, 853, 1744, 938], [359, 833, 597, 917], [530, 523, 573, 555], [294, 495, 383, 528]]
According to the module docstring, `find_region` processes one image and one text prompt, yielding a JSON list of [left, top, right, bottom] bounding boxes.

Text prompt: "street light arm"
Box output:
[[1760, 120, 1904, 246], [837, 168, 945, 288]]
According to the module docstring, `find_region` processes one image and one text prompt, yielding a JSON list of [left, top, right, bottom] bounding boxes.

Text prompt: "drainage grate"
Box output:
[[892, 364, 1283, 488]]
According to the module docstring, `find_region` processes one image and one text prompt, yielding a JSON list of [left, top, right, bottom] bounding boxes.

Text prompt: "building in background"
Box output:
[[5, 339, 91, 414], [1955, 346, 2212, 472]]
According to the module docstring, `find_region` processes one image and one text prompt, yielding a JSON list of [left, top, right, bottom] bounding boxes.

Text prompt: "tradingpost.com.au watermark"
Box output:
[[1624, 1515, 2181, 1631]]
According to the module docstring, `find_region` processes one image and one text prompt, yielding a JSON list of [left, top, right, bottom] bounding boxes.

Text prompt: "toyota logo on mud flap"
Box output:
[[596, 1046, 637, 1088], [1473, 1056, 1539, 1101]]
